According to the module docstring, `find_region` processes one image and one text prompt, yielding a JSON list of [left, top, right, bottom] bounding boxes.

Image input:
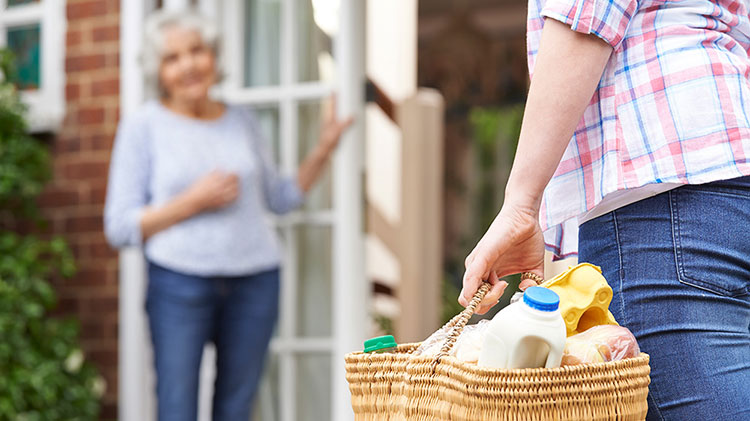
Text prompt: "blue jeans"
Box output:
[[579, 177, 750, 420], [146, 262, 280, 421]]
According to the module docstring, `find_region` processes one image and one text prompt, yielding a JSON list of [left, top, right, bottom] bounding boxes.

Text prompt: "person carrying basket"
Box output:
[[459, 0, 750, 419]]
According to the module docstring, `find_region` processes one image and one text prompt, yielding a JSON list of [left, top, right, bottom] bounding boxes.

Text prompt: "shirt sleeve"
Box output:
[[541, 0, 638, 48], [245, 110, 305, 215], [103, 113, 151, 248]]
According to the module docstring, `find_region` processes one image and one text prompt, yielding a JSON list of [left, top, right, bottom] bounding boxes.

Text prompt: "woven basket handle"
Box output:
[[432, 282, 491, 363]]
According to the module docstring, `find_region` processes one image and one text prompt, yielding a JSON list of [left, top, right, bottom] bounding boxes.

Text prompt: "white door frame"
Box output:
[[118, 1, 367, 420]]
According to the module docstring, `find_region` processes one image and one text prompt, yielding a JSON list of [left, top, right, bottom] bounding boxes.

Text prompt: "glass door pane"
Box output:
[[247, 105, 282, 164], [252, 352, 280, 421], [244, 0, 281, 86], [298, 100, 332, 210], [295, 353, 332, 421], [295, 225, 332, 337], [297, 0, 333, 83]]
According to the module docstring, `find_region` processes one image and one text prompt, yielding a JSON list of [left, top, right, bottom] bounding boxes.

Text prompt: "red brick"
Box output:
[[66, 30, 82, 48], [80, 319, 117, 340], [106, 0, 120, 13], [88, 296, 118, 314], [67, 267, 109, 286], [106, 52, 120, 67], [65, 213, 104, 234], [37, 186, 80, 207], [100, 401, 117, 421], [61, 159, 109, 180], [90, 134, 114, 152], [65, 53, 106, 72], [90, 238, 117, 259], [91, 78, 119, 96], [66, 1, 107, 20], [55, 297, 81, 314], [65, 83, 80, 101], [92, 25, 119, 42], [85, 179, 109, 203], [53, 136, 82, 154], [78, 107, 106, 125]]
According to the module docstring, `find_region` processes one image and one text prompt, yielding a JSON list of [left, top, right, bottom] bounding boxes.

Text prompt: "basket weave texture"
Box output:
[[345, 284, 651, 420]]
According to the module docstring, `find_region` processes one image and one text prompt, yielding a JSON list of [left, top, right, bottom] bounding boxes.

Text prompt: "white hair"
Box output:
[[140, 9, 223, 98]]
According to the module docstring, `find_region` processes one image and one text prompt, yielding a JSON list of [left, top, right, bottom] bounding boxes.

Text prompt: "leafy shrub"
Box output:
[[0, 48, 101, 420]]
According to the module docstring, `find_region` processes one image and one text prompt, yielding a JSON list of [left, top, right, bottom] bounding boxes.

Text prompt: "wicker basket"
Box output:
[[345, 284, 651, 420]]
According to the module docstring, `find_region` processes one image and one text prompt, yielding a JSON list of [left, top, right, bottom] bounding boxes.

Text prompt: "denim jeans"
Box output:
[[145, 262, 280, 421], [579, 177, 750, 420]]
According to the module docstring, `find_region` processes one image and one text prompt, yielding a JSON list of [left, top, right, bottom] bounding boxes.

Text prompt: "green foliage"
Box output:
[[441, 276, 465, 325], [0, 49, 51, 219], [0, 49, 101, 419], [468, 104, 524, 233], [441, 104, 526, 321], [373, 314, 394, 336]]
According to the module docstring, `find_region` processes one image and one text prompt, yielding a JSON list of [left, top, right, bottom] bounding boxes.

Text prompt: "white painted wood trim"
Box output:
[[223, 82, 334, 105], [0, 3, 43, 26], [119, 1, 153, 420], [162, 0, 191, 11], [0, 0, 65, 132], [332, 0, 368, 420]]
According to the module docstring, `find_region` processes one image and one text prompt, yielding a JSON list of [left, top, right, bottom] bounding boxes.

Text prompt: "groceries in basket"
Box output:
[[542, 263, 619, 335], [478, 286, 566, 369], [413, 263, 642, 370], [344, 274, 652, 421], [412, 319, 492, 362], [363, 335, 398, 354], [416, 287, 568, 369], [561, 324, 640, 366]]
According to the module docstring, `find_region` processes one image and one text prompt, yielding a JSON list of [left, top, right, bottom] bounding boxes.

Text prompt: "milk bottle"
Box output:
[[478, 286, 566, 369]]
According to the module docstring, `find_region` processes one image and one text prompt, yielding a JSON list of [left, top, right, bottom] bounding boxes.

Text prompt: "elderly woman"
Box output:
[[104, 10, 352, 421]]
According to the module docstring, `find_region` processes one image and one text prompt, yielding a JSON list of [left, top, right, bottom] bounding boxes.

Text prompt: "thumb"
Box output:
[[518, 266, 545, 291]]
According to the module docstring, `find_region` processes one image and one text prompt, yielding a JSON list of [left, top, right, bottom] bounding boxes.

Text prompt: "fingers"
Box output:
[[475, 280, 508, 315], [339, 116, 355, 132], [324, 94, 338, 124], [518, 279, 537, 291], [459, 255, 489, 307]]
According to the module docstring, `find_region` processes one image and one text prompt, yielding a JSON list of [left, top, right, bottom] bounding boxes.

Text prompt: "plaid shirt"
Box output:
[[528, 0, 750, 259]]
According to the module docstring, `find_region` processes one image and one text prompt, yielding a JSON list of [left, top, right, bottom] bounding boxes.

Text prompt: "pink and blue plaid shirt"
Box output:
[[528, 0, 750, 259]]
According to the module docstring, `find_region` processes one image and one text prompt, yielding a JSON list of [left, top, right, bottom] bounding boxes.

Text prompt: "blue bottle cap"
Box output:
[[523, 286, 560, 312]]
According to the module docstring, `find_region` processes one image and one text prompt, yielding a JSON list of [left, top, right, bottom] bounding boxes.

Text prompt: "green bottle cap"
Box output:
[[363, 335, 397, 353]]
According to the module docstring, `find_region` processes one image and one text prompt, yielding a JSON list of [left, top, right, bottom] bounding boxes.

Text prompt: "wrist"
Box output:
[[504, 180, 543, 214], [315, 139, 335, 160], [178, 190, 204, 217]]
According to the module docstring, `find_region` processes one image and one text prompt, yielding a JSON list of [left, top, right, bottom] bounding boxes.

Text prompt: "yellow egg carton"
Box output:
[[540, 263, 619, 336]]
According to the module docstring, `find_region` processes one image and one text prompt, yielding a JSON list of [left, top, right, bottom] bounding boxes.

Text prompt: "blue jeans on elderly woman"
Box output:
[[146, 262, 280, 421]]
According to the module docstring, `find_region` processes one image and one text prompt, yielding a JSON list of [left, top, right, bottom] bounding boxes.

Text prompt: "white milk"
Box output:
[[478, 286, 566, 369]]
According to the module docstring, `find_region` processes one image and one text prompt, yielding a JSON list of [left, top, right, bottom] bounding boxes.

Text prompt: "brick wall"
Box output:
[[39, 1, 121, 419]]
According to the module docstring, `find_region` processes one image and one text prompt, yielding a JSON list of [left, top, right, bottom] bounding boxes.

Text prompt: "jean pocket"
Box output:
[[670, 189, 750, 297]]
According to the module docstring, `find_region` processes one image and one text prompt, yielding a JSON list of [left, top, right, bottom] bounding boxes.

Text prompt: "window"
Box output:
[[0, 0, 65, 132]]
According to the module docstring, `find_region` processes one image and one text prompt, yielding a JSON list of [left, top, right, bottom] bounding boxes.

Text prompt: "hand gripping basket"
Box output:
[[345, 283, 651, 420]]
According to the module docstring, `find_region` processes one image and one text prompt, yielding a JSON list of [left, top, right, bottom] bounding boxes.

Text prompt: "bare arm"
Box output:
[[296, 141, 337, 193], [504, 19, 614, 210], [460, 19, 614, 314]]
